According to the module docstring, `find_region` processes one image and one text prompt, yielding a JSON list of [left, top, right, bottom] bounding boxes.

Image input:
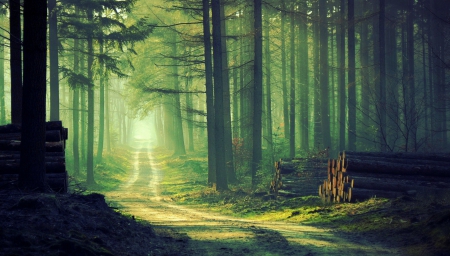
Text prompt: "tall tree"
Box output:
[[319, 0, 331, 149], [19, 0, 47, 190], [378, 0, 386, 151], [86, 8, 95, 185], [281, 0, 289, 139], [348, 0, 356, 150], [299, 1, 309, 152], [0, 16, 5, 125], [264, 8, 273, 161], [252, 0, 262, 185], [338, 0, 346, 151], [49, 0, 59, 121], [220, 3, 236, 183], [9, 0, 21, 124], [72, 35, 80, 176], [289, 10, 295, 158], [202, 0, 216, 185], [212, 0, 227, 190]]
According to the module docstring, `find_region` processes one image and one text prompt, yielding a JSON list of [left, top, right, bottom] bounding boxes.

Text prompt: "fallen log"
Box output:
[[344, 151, 450, 163], [351, 178, 441, 192], [0, 151, 65, 159], [347, 158, 450, 177], [0, 140, 64, 152], [0, 173, 67, 193], [0, 130, 62, 142], [0, 154, 64, 162], [0, 161, 66, 174]]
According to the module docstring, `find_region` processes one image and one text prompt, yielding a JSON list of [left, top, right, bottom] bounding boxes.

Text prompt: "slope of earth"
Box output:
[[104, 142, 403, 255], [0, 187, 187, 255]]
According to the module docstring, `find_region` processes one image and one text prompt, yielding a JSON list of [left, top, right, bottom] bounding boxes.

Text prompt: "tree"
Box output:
[[19, 0, 47, 191], [0, 13, 5, 124], [348, 0, 356, 151], [202, 0, 216, 185], [299, 1, 309, 152], [212, 0, 227, 191], [49, 0, 59, 121], [9, 0, 21, 124], [289, 10, 295, 158], [319, 0, 331, 149], [252, 0, 262, 185]]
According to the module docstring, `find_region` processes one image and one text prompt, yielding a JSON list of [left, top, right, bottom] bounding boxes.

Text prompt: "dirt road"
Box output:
[[105, 144, 400, 256]]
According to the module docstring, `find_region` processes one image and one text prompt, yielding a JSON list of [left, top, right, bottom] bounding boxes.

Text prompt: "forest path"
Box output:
[[104, 143, 399, 256]]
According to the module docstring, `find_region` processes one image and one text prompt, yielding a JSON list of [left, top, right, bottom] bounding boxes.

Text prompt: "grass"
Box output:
[[70, 145, 450, 255]]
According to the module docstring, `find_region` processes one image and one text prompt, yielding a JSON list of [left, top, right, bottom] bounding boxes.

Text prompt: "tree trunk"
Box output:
[[281, 0, 289, 140], [202, 0, 216, 185], [319, 0, 331, 149], [86, 9, 95, 185], [252, 0, 262, 186], [0, 20, 5, 125], [348, 0, 356, 151], [220, 4, 236, 183], [359, 0, 370, 142], [313, 2, 321, 149], [171, 32, 186, 157], [49, 0, 59, 121], [19, 0, 47, 191], [212, 0, 228, 191], [96, 40, 105, 163], [10, 0, 22, 124], [338, 0, 346, 151], [264, 10, 273, 162], [289, 11, 295, 158], [72, 38, 80, 175], [299, 1, 309, 152]]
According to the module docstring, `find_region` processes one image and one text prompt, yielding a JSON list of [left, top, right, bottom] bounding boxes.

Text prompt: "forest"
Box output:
[[0, 0, 449, 191], [0, 0, 449, 255]]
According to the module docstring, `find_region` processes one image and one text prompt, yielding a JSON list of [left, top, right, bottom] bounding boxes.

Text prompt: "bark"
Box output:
[[264, 10, 273, 161], [359, 0, 370, 137], [252, 0, 262, 185], [281, 0, 289, 139], [0, 130, 61, 142], [313, 2, 321, 148], [9, 0, 22, 124], [319, 0, 331, 149], [86, 9, 95, 185], [0, 22, 5, 125], [220, 4, 236, 183], [289, 11, 295, 158], [171, 32, 186, 156], [348, 0, 356, 151], [96, 40, 105, 163], [72, 35, 80, 175], [49, 0, 59, 121], [379, 0, 387, 151], [299, 1, 309, 151], [338, 0, 346, 151], [346, 159, 450, 177], [212, 0, 227, 190], [19, 0, 47, 191]]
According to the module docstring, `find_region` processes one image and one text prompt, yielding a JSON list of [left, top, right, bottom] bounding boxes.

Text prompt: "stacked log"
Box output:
[[270, 158, 328, 198], [318, 151, 450, 202], [0, 121, 68, 192]]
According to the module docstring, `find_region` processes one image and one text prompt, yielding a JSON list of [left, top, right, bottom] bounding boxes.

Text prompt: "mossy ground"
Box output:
[[145, 148, 450, 256]]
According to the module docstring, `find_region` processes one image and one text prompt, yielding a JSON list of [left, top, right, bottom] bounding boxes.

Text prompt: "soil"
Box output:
[[1, 143, 449, 255]]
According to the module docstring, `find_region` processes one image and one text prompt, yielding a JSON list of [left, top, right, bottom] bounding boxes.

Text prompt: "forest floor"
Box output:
[[0, 142, 449, 255]]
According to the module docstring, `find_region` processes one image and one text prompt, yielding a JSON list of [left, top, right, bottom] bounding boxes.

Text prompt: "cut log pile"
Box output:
[[319, 151, 450, 202], [270, 157, 328, 198], [0, 121, 68, 192]]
